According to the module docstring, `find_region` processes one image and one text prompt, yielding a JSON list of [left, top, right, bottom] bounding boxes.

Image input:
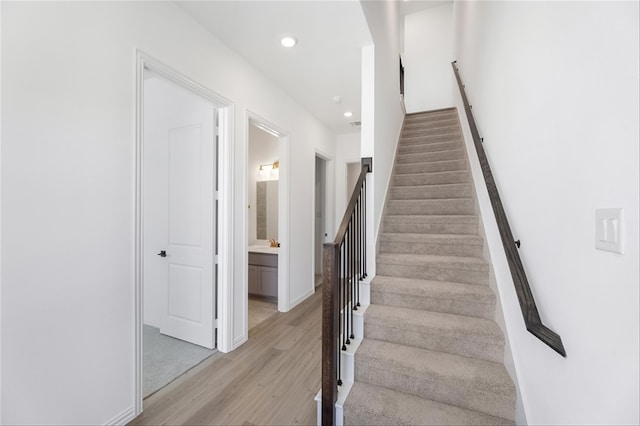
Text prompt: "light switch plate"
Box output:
[[595, 208, 624, 254]]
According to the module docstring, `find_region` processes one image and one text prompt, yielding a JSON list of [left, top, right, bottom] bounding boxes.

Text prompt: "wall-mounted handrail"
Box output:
[[451, 61, 566, 357], [322, 157, 372, 425]]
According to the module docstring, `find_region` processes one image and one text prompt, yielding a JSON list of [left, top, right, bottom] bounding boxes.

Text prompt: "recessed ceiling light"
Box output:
[[344, 111, 353, 118], [280, 36, 297, 48], [332, 96, 342, 104]]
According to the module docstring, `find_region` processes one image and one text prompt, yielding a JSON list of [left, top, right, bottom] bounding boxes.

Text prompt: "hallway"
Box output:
[[130, 288, 322, 425]]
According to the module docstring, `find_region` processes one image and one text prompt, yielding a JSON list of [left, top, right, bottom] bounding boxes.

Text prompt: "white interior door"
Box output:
[[143, 72, 217, 349]]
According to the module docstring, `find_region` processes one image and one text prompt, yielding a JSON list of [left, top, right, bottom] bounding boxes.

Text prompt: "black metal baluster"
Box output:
[[363, 177, 367, 278]]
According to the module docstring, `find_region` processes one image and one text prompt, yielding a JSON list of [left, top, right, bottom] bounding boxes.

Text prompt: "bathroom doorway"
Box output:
[[246, 117, 289, 334]]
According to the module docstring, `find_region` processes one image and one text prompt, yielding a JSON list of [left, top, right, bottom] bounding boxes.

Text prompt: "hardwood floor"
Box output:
[[248, 298, 278, 330], [130, 288, 322, 425]]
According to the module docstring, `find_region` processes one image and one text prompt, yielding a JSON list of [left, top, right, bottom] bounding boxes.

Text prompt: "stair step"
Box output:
[[405, 109, 457, 123], [390, 183, 473, 200], [387, 198, 475, 215], [365, 305, 504, 362], [403, 125, 461, 138], [395, 159, 467, 175], [401, 133, 463, 145], [383, 215, 478, 235], [355, 339, 516, 421], [399, 140, 460, 155], [403, 117, 459, 131], [371, 275, 496, 319], [344, 381, 514, 425], [394, 170, 470, 186], [380, 233, 483, 256], [397, 149, 465, 164], [377, 253, 489, 285]]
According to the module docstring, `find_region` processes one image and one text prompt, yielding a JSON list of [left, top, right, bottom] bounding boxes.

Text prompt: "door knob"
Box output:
[[157, 250, 167, 257]]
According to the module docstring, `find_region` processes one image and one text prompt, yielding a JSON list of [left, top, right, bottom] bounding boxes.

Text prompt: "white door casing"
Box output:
[[143, 73, 216, 349]]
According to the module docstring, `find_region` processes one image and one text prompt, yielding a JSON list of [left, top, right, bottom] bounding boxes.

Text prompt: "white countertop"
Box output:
[[248, 245, 279, 254]]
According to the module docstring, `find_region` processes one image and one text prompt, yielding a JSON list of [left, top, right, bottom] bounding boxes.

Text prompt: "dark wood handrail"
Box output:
[[322, 157, 372, 425], [451, 61, 566, 357]]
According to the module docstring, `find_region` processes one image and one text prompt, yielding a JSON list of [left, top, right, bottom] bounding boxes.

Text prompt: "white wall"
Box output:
[[335, 132, 361, 226], [1, 2, 335, 424], [453, 1, 639, 424], [404, 3, 454, 113], [248, 124, 279, 245], [359, 0, 405, 276]]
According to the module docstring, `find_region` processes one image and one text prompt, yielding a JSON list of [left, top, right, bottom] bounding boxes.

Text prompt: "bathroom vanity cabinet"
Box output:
[[248, 251, 278, 301]]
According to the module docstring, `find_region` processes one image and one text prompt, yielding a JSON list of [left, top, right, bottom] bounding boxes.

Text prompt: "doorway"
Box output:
[[134, 53, 233, 413], [247, 120, 280, 331], [315, 156, 328, 287], [141, 68, 217, 396]]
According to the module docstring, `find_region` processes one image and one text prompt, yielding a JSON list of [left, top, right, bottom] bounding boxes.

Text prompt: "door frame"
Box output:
[[312, 151, 334, 290], [133, 51, 234, 415], [245, 112, 290, 320]]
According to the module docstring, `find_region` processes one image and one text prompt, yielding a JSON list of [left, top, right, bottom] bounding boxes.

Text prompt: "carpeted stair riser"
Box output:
[[401, 134, 463, 146], [405, 110, 457, 123], [364, 305, 504, 363], [397, 149, 465, 164], [380, 234, 483, 257], [390, 183, 473, 200], [377, 253, 489, 285], [399, 140, 461, 155], [387, 199, 475, 215], [370, 276, 496, 320], [355, 339, 516, 421], [344, 382, 514, 426], [395, 159, 467, 175], [383, 215, 478, 235], [371, 289, 496, 320], [403, 126, 461, 139], [393, 170, 470, 186], [403, 117, 459, 130]]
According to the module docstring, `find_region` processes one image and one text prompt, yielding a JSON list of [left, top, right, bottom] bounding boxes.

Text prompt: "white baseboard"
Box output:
[[105, 406, 136, 426]]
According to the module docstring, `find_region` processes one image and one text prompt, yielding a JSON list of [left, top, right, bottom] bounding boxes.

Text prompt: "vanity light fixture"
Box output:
[[257, 161, 280, 180], [280, 36, 297, 48]]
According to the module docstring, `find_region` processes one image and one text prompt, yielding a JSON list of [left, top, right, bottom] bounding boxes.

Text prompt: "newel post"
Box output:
[[321, 242, 340, 426]]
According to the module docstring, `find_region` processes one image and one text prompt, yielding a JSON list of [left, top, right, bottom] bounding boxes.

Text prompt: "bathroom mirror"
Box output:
[[256, 180, 278, 240]]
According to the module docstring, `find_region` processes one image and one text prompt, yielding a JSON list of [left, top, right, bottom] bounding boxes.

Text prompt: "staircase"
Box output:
[[343, 108, 516, 425]]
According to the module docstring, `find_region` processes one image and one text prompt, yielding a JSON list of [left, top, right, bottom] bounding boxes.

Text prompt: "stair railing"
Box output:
[[451, 61, 566, 357], [322, 157, 372, 425]]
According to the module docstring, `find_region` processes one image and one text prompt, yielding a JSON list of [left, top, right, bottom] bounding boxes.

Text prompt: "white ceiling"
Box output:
[[177, 1, 373, 134], [399, 0, 452, 16]]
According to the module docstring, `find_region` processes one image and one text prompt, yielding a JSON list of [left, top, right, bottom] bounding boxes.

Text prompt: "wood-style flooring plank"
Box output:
[[130, 288, 322, 426]]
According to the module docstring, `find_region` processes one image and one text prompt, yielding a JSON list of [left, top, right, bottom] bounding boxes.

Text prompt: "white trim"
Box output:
[[104, 406, 136, 426], [133, 50, 234, 415], [0, 1, 3, 420]]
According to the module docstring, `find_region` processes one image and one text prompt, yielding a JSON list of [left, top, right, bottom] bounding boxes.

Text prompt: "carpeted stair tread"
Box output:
[[395, 159, 467, 174], [355, 339, 516, 420], [364, 304, 505, 362], [377, 253, 488, 271], [377, 251, 489, 284], [386, 198, 475, 215], [372, 275, 494, 302], [390, 183, 474, 200], [380, 232, 483, 256], [370, 276, 496, 319], [397, 149, 465, 164], [344, 381, 514, 425], [399, 141, 461, 154], [393, 170, 470, 186], [383, 214, 479, 235]]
